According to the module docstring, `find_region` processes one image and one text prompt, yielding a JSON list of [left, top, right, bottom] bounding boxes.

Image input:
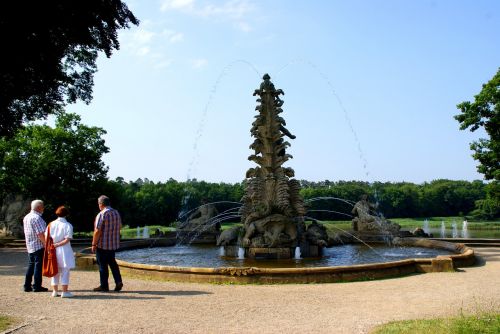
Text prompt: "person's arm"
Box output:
[[37, 232, 46, 245], [91, 228, 102, 253], [54, 238, 70, 248]]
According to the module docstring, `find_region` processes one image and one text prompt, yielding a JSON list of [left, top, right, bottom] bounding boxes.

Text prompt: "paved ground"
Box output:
[[0, 247, 499, 334]]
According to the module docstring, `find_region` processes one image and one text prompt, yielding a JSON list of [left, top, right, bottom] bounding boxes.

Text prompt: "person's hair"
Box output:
[[98, 195, 110, 206], [31, 199, 44, 211], [55, 206, 69, 217]]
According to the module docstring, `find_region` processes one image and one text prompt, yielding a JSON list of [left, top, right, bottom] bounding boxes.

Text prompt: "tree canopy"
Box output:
[[0, 113, 110, 229], [455, 68, 500, 181], [0, 0, 138, 137]]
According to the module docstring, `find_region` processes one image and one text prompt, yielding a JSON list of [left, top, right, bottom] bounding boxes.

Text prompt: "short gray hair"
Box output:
[[98, 195, 110, 206], [31, 199, 44, 211]]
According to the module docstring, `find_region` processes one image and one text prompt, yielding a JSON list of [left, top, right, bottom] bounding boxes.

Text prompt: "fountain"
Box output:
[[216, 74, 331, 259], [142, 226, 149, 238], [75, 73, 476, 283], [452, 221, 458, 238], [441, 221, 446, 238], [461, 220, 469, 238], [176, 199, 221, 243]]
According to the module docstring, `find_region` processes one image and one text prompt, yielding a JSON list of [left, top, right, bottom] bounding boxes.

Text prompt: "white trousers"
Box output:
[[51, 268, 71, 286]]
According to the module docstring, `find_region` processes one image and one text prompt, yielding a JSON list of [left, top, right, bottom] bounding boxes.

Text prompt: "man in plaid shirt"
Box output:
[[23, 199, 48, 292], [91, 195, 123, 292]]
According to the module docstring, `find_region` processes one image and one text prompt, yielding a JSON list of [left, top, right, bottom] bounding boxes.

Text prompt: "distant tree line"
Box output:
[[1, 113, 498, 233]]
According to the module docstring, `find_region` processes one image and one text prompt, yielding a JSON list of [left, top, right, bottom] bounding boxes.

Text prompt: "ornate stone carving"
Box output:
[[178, 199, 220, 233], [351, 194, 400, 234], [239, 74, 306, 249], [0, 195, 30, 237]]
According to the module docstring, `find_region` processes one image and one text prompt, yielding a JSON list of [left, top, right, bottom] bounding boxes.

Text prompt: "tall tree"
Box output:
[[0, 113, 109, 230], [0, 0, 138, 137], [455, 68, 500, 181]]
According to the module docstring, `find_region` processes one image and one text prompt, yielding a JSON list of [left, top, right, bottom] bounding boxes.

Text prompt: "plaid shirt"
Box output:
[[23, 210, 46, 253], [95, 207, 122, 250]]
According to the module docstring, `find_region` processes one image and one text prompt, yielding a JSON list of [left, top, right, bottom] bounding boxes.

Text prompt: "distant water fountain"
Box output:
[[142, 226, 149, 239], [452, 222, 458, 238], [441, 221, 446, 238], [461, 220, 469, 238], [136, 226, 141, 238], [423, 219, 430, 234]]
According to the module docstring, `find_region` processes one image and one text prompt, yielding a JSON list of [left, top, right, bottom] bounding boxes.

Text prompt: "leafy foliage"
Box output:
[[0, 0, 138, 137], [455, 68, 500, 181], [0, 113, 109, 230]]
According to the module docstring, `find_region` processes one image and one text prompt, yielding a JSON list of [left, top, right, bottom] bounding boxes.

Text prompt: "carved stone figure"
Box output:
[[238, 74, 307, 250], [179, 199, 220, 233], [351, 194, 400, 234], [305, 221, 331, 247], [0, 195, 30, 237], [216, 226, 241, 246]]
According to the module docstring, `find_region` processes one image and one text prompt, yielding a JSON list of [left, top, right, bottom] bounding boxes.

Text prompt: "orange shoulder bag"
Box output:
[[42, 223, 58, 277]]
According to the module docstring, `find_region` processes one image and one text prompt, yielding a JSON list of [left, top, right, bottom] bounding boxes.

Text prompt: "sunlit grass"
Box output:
[[371, 312, 500, 334], [0, 315, 16, 332]]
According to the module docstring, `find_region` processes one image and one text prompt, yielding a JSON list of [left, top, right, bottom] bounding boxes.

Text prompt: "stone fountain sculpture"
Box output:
[[217, 74, 330, 258], [239, 74, 307, 251], [177, 199, 220, 243]]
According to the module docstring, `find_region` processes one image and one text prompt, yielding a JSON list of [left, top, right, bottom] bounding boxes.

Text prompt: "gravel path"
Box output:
[[0, 247, 499, 334]]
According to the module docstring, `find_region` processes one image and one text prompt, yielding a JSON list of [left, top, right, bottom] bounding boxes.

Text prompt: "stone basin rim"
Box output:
[[75, 238, 476, 283]]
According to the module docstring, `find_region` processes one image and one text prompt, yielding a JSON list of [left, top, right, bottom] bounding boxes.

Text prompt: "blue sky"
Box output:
[[65, 0, 500, 184]]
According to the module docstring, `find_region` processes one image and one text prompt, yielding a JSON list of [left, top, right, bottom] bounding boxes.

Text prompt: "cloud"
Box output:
[[136, 47, 150, 56], [191, 58, 208, 69], [160, 0, 194, 11], [160, 0, 256, 32], [162, 29, 185, 43]]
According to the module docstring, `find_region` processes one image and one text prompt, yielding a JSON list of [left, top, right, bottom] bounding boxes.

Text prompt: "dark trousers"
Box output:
[[95, 248, 122, 289], [24, 248, 44, 290]]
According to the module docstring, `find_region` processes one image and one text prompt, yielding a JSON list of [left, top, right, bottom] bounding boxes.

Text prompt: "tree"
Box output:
[[455, 68, 500, 181], [0, 1, 138, 137], [0, 113, 109, 230]]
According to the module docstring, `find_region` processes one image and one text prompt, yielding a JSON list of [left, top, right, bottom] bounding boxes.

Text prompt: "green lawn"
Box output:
[[371, 312, 500, 334]]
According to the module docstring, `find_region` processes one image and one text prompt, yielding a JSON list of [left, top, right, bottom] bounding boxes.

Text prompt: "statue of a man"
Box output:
[[351, 194, 400, 234], [181, 199, 219, 232]]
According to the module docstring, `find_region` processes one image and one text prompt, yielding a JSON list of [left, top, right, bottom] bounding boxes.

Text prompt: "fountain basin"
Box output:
[[75, 238, 475, 284]]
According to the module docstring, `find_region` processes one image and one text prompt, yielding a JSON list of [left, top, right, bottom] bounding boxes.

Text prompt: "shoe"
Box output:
[[33, 287, 49, 292], [93, 286, 109, 292], [51, 291, 59, 297], [24, 287, 33, 292], [114, 282, 123, 292], [61, 292, 74, 298]]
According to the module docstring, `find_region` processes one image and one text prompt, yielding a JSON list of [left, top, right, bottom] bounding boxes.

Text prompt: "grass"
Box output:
[[371, 311, 500, 334], [0, 315, 16, 332]]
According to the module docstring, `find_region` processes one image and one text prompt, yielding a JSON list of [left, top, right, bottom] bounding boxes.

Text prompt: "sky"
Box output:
[[64, 0, 500, 184]]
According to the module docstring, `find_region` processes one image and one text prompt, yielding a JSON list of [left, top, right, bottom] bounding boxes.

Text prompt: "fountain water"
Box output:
[[237, 247, 245, 259], [136, 226, 141, 238], [461, 220, 469, 238], [452, 221, 458, 238], [143, 226, 149, 239], [441, 221, 446, 238], [423, 219, 430, 234], [294, 246, 301, 259]]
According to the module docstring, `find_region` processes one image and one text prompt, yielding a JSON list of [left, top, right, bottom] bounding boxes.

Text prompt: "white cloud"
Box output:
[[191, 58, 208, 69], [160, 0, 256, 31], [155, 59, 174, 69], [161, 0, 194, 11], [162, 29, 185, 43], [137, 47, 151, 56], [132, 29, 155, 44]]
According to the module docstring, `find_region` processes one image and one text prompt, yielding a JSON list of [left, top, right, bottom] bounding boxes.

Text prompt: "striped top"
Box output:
[[94, 207, 122, 250], [23, 210, 47, 253]]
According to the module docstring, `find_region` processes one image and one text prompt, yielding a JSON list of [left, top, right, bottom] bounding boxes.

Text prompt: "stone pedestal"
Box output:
[[246, 247, 293, 259]]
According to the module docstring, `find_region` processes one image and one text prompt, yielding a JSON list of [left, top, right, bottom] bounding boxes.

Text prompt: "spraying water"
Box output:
[[461, 220, 469, 238], [451, 221, 458, 238], [136, 226, 141, 238], [294, 246, 302, 259], [423, 219, 430, 234], [440, 221, 446, 238], [219, 246, 226, 256], [142, 226, 150, 239], [237, 247, 245, 259]]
